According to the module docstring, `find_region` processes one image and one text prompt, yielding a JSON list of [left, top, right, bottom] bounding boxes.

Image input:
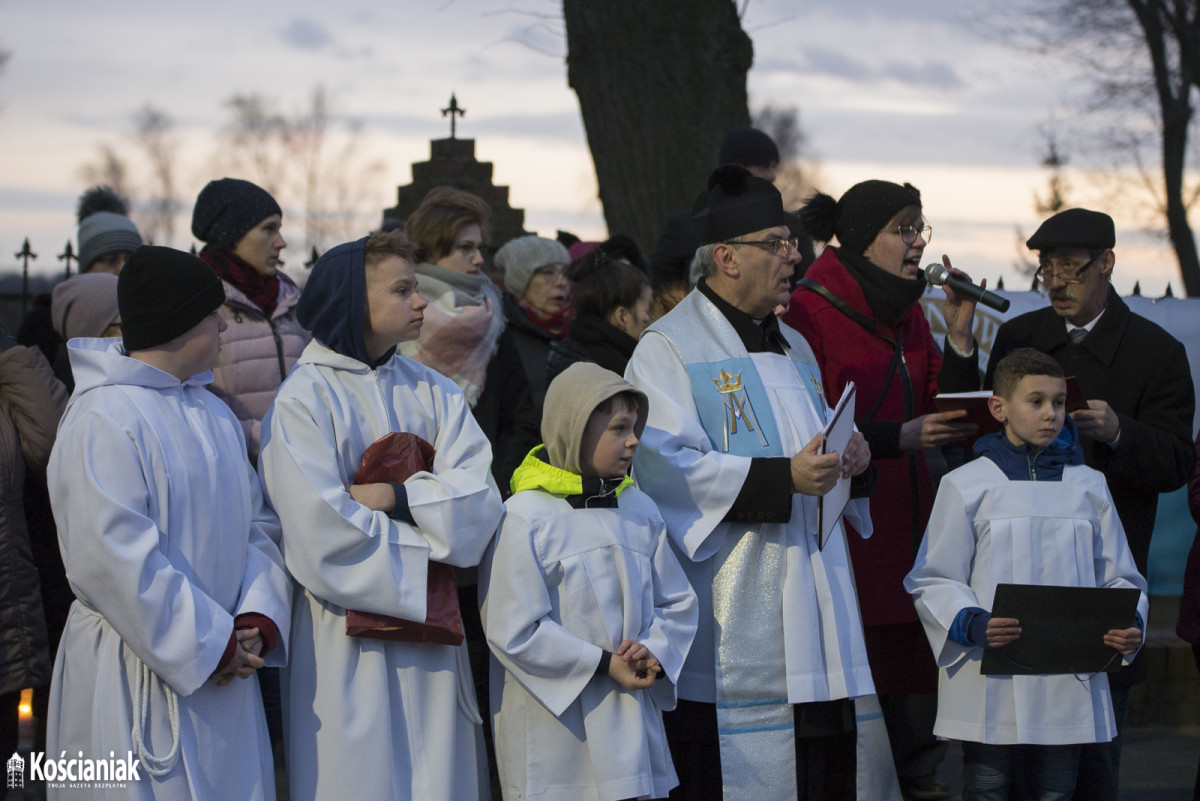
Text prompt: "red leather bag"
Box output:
[[344, 432, 463, 646]]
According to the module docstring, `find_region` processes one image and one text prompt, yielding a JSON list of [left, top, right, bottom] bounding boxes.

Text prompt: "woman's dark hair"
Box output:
[[568, 254, 650, 319]]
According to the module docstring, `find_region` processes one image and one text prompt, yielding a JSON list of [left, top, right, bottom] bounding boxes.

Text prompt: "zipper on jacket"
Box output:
[[270, 319, 286, 381], [895, 332, 924, 557]]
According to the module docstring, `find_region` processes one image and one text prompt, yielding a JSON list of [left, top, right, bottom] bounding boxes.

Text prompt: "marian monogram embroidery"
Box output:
[[711, 369, 768, 452]]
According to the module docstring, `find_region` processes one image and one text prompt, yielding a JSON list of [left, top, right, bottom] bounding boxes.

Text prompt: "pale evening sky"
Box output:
[[0, 0, 1187, 295]]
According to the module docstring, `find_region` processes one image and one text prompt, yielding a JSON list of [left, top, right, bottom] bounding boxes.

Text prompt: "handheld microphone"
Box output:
[[924, 263, 1010, 312]]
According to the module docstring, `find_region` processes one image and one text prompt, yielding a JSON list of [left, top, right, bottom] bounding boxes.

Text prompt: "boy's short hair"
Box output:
[[363, 229, 418, 273], [568, 255, 650, 319], [403, 187, 491, 263], [590, 390, 643, 419], [993, 347, 1065, 399]]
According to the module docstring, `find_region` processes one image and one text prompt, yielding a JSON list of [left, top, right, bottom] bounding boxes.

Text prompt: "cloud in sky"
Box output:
[[280, 17, 335, 50]]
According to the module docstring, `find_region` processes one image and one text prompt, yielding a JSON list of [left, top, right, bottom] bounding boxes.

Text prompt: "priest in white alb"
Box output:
[[625, 165, 900, 800]]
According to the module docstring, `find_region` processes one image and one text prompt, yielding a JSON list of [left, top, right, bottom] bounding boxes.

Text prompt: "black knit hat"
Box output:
[[119, 246, 226, 351], [191, 178, 282, 251], [718, 127, 780, 168], [1026, 208, 1116, 251], [799, 180, 922, 257], [691, 165, 786, 245]]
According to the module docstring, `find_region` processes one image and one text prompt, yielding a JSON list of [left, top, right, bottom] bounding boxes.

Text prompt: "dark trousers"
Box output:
[[1069, 683, 1127, 801], [880, 691, 946, 781], [664, 698, 857, 801]]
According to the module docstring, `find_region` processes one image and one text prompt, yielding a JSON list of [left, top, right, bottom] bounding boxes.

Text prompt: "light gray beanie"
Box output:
[[541, 362, 648, 475], [495, 235, 571, 297]]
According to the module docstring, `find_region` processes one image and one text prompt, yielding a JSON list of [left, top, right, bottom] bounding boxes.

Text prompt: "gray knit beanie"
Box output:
[[495, 235, 571, 297], [76, 187, 143, 273], [51, 273, 120, 340], [541, 362, 648, 475]]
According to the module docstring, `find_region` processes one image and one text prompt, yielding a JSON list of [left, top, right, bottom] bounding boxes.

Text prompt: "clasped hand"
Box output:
[[213, 627, 265, 687], [609, 639, 662, 691]]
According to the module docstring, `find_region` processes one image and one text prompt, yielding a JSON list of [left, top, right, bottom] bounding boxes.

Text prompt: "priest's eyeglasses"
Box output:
[[1035, 258, 1095, 285], [891, 225, 932, 245], [729, 237, 800, 257]]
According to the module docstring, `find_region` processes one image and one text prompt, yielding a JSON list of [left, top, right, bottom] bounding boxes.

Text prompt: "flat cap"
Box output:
[[1026, 208, 1115, 251]]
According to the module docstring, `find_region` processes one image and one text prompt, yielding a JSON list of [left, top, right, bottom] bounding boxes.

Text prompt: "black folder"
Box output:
[[980, 583, 1141, 676]]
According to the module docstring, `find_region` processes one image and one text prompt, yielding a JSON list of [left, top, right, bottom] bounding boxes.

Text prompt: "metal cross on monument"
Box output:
[[441, 93, 465, 139], [58, 240, 77, 279], [14, 239, 37, 310]]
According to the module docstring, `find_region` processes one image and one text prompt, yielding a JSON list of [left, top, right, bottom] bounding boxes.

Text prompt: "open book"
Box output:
[[816, 382, 855, 550]]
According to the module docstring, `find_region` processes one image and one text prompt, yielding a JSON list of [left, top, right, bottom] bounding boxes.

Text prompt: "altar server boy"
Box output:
[[905, 348, 1147, 800], [480, 362, 698, 801], [257, 231, 504, 801], [46, 246, 292, 800]]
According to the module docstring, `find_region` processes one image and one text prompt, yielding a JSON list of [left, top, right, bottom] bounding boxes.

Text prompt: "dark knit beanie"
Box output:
[[799, 180, 922, 257], [191, 178, 282, 251], [76, 187, 143, 272], [1026, 208, 1115, 251], [718, 127, 780, 168], [119, 246, 226, 351], [691, 165, 786, 245]]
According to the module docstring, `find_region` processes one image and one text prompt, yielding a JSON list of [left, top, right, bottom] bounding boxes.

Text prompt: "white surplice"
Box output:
[[258, 340, 503, 801], [905, 458, 1149, 745], [46, 338, 292, 800], [481, 469, 697, 801]]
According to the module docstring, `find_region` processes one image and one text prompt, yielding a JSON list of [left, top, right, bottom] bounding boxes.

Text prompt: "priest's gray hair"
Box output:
[[694, 243, 719, 279]]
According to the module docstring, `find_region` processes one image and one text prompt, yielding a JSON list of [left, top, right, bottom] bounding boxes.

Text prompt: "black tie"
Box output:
[[1069, 327, 1088, 345]]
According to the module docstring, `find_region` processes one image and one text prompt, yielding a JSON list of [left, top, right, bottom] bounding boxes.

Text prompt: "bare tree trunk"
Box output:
[[563, 0, 753, 254], [1129, 0, 1200, 295]]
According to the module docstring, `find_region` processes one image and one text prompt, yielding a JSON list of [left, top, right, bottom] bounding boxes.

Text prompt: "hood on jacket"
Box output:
[[67, 337, 212, 401], [973, 413, 1084, 481], [510, 444, 633, 501], [541, 361, 647, 476], [297, 237, 376, 365]]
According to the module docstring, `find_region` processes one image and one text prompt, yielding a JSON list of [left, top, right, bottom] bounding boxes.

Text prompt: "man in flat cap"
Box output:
[[943, 207, 1195, 801], [626, 165, 900, 799]]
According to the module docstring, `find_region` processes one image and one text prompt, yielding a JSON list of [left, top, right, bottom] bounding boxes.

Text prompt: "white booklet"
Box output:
[[817, 381, 856, 550]]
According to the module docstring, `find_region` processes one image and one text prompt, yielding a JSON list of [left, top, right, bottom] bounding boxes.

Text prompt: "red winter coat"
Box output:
[[782, 247, 943, 629]]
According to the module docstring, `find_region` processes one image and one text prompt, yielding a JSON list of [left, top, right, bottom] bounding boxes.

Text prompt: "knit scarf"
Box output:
[[199, 248, 279, 317], [839, 248, 925, 326], [399, 262, 506, 407], [520, 302, 572, 340]]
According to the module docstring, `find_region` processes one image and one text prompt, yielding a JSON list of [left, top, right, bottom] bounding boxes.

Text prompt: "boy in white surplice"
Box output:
[[481, 363, 698, 801], [905, 348, 1147, 801], [46, 246, 292, 800], [258, 230, 504, 801]]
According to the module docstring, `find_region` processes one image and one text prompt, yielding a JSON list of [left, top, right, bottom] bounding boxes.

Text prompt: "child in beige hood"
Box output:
[[480, 362, 698, 801]]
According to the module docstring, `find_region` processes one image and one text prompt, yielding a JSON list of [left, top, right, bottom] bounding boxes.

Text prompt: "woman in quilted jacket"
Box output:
[[191, 178, 311, 462]]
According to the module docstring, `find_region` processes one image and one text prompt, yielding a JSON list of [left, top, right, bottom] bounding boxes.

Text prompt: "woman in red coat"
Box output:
[[782, 180, 980, 800]]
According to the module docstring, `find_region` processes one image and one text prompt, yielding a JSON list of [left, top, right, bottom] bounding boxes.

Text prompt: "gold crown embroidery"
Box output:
[[711, 369, 743, 393]]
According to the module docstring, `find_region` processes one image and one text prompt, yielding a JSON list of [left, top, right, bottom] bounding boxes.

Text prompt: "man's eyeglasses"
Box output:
[[728, 237, 800, 258], [1035, 258, 1095, 285], [891, 225, 932, 246]]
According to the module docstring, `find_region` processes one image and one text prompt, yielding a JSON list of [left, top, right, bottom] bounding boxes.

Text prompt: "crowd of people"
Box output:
[[0, 124, 1195, 801]]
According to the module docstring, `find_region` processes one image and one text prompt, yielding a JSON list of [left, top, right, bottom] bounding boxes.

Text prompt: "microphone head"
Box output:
[[923, 262, 949, 285]]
